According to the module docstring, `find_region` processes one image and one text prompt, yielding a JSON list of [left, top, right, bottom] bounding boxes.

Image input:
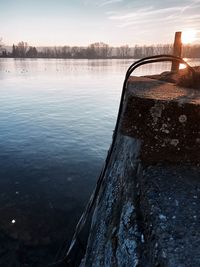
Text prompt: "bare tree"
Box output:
[[117, 45, 130, 58], [0, 37, 3, 51], [26, 46, 38, 57], [86, 42, 111, 58], [7, 41, 200, 59], [17, 41, 28, 57], [62, 46, 71, 58]]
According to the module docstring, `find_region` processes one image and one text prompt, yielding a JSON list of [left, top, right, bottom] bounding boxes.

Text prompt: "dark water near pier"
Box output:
[[0, 58, 199, 266]]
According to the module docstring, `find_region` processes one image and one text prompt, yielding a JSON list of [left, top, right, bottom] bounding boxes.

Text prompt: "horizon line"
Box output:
[[4, 42, 200, 48]]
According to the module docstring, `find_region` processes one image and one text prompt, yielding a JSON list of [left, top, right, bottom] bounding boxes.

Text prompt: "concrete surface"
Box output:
[[79, 75, 200, 267]]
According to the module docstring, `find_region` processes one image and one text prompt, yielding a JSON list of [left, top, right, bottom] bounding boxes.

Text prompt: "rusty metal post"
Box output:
[[171, 31, 182, 72]]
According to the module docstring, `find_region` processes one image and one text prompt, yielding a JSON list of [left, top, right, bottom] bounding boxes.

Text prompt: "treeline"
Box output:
[[0, 41, 200, 58]]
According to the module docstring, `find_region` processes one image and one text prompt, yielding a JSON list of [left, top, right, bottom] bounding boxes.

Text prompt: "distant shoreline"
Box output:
[[0, 56, 136, 59], [1, 42, 200, 59], [0, 56, 200, 60]]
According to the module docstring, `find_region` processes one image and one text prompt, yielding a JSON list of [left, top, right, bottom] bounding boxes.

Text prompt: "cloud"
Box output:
[[98, 0, 123, 6], [105, 10, 119, 15], [108, 2, 200, 29], [109, 6, 186, 21], [83, 0, 124, 7]]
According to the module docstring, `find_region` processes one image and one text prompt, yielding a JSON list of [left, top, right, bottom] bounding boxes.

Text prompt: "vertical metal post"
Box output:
[[171, 31, 182, 72]]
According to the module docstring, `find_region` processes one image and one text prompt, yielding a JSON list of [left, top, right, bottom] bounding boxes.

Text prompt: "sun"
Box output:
[[182, 29, 196, 44]]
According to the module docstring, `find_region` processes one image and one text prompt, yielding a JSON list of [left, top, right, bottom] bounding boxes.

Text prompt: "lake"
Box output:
[[0, 58, 199, 266]]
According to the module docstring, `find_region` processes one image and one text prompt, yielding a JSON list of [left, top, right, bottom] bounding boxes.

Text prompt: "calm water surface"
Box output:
[[0, 58, 199, 265]]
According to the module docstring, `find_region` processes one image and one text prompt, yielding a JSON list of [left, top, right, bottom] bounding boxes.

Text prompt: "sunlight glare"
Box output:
[[182, 29, 196, 44], [179, 63, 186, 69]]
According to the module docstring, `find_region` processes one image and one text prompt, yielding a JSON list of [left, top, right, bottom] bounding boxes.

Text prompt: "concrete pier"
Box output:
[[79, 73, 200, 267]]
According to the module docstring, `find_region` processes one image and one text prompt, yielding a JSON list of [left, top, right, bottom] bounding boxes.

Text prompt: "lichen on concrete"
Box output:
[[79, 74, 200, 267], [80, 135, 141, 267], [116, 202, 138, 267]]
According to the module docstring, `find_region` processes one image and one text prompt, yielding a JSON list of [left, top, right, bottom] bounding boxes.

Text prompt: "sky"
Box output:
[[0, 0, 200, 46]]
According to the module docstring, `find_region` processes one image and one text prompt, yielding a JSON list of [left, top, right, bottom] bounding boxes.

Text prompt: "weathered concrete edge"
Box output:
[[79, 76, 200, 267], [80, 134, 142, 267]]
